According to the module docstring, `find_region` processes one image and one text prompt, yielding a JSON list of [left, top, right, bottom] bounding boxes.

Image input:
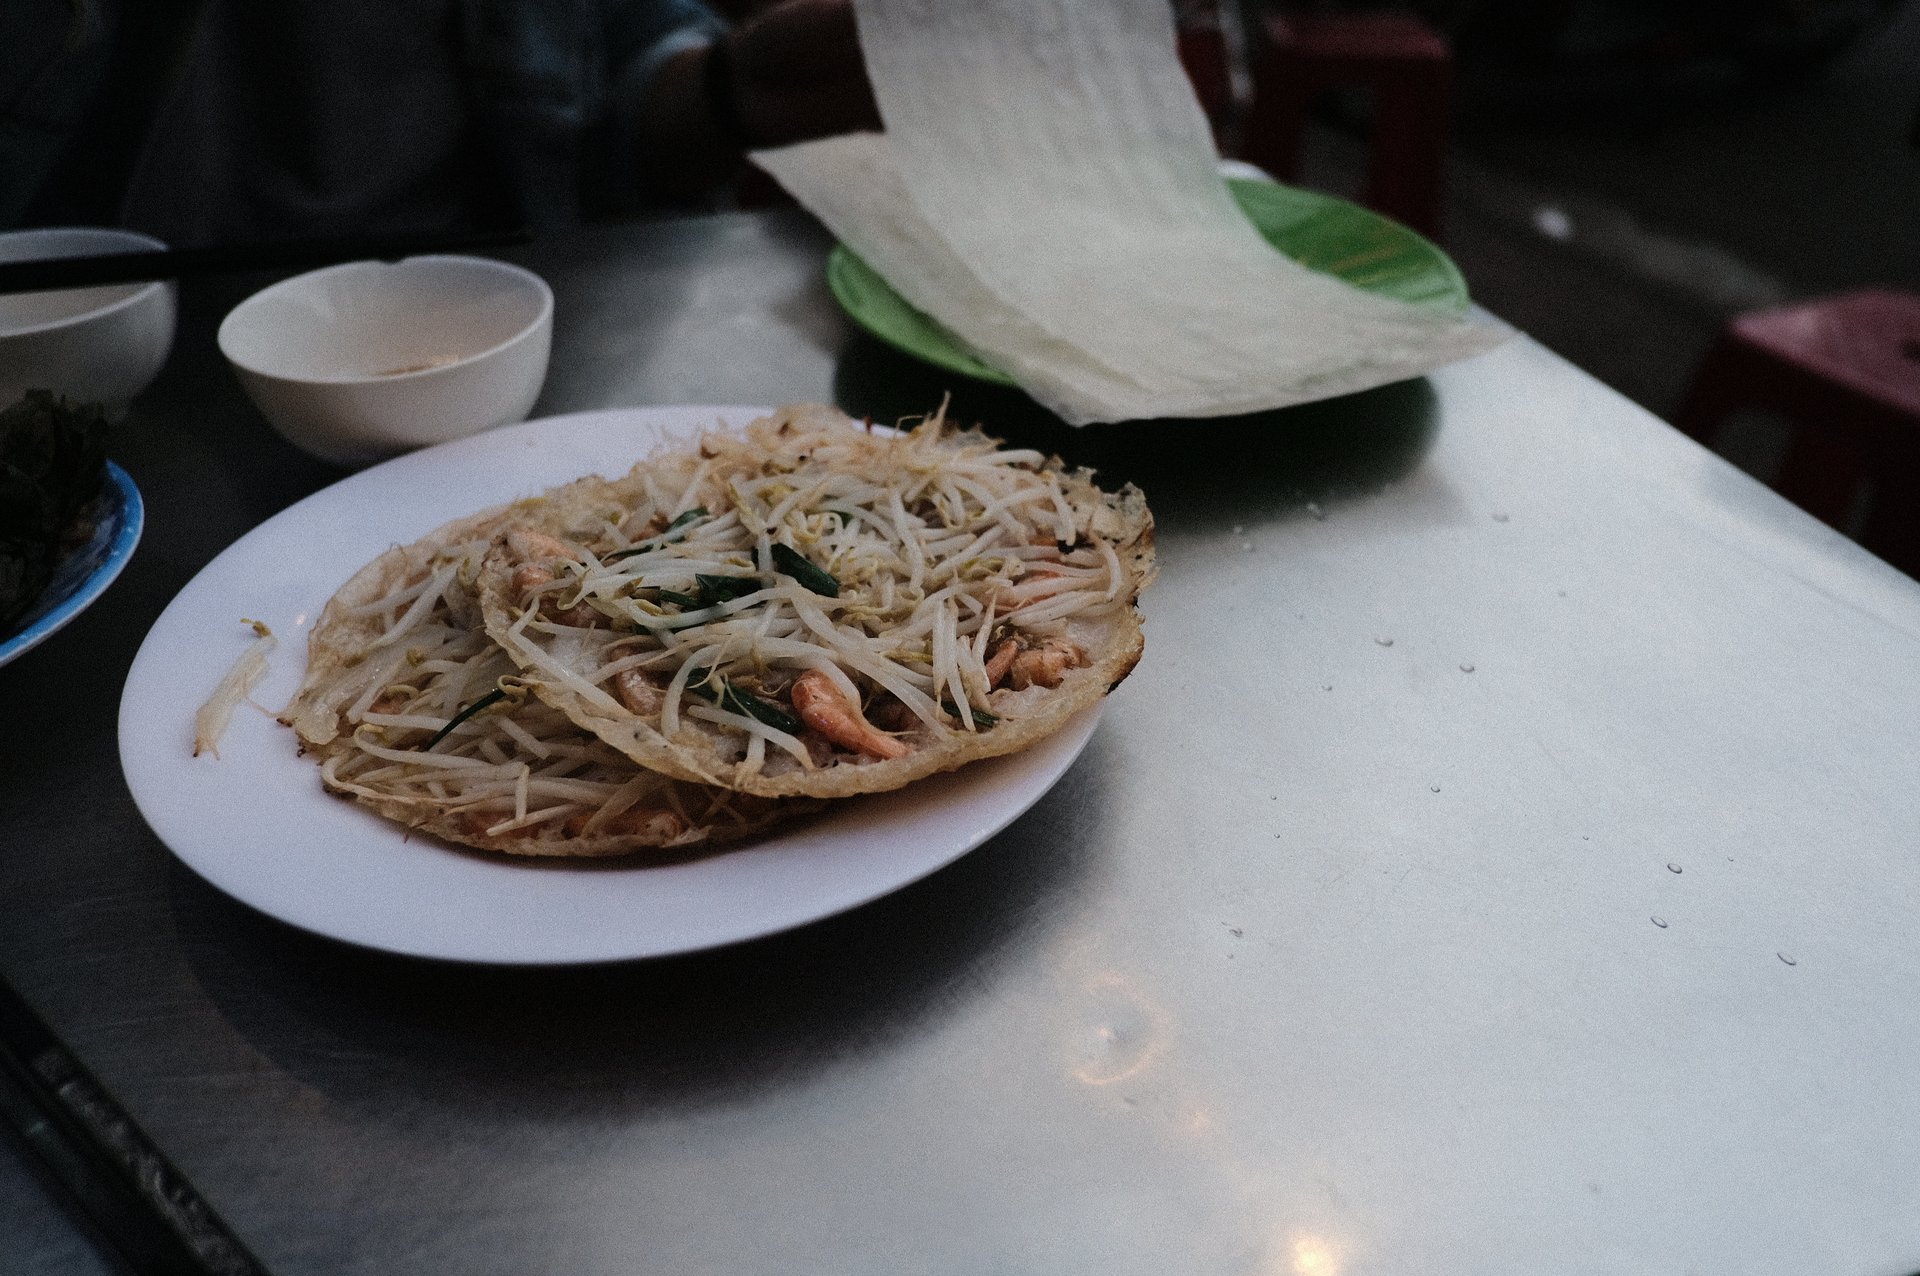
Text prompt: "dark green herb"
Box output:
[[694, 574, 760, 604], [605, 507, 709, 561], [422, 688, 507, 751], [0, 392, 108, 636], [649, 571, 761, 611], [943, 699, 999, 730], [770, 542, 840, 597], [686, 669, 803, 735]]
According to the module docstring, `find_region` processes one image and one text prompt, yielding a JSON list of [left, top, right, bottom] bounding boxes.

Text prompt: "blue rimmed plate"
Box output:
[[0, 461, 144, 668]]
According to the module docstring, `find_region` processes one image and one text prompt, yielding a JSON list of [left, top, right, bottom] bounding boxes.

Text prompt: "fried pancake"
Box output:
[[477, 403, 1155, 799], [282, 506, 807, 857]]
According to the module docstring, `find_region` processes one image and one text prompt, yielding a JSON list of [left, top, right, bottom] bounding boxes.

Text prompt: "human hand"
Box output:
[[721, 0, 880, 146]]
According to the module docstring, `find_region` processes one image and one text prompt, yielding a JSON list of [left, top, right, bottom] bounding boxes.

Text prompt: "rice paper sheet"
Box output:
[[757, 0, 1505, 425], [752, 134, 1155, 412]]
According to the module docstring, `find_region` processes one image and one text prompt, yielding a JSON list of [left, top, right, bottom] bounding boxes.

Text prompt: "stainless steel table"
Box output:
[[2, 1131, 120, 1276], [5, 206, 1920, 1276]]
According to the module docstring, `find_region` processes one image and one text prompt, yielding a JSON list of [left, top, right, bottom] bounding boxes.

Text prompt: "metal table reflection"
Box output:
[[3, 205, 1920, 1275], [1, 1129, 120, 1276]]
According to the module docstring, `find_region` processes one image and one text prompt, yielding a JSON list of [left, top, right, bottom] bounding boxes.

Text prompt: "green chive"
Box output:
[[771, 542, 840, 597], [605, 507, 709, 561], [422, 688, 507, 751], [686, 669, 803, 735], [650, 574, 760, 611], [695, 574, 760, 605], [943, 699, 998, 729]]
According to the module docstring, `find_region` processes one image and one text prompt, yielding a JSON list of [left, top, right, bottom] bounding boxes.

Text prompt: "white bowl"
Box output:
[[0, 228, 178, 413], [217, 254, 552, 465]]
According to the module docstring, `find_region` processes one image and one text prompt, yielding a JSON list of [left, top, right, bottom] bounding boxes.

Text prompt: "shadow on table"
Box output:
[[831, 332, 1443, 528], [168, 731, 1119, 1115]]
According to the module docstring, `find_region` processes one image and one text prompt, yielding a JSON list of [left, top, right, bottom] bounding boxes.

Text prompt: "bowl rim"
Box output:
[[215, 253, 554, 387], [0, 227, 172, 340]]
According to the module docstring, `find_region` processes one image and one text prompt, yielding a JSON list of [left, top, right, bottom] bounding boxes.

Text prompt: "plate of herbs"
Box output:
[[0, 391, 143, 668]]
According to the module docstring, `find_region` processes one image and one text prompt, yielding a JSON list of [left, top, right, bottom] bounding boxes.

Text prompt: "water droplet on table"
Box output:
[[1072, 996, 1157, 1086], [1667, 863, 1682, 873], [1492, 512, 1510, 523], [1429, 784, 1441, 793], [1651, 916, 1668, 929], [1459, 663, 1475, 673], [1778, 952, 1797, 966], [1375, 637, 1394, 647]]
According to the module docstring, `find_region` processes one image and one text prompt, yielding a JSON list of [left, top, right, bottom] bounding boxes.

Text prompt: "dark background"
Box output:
[[1267, 0, 1920, 485]]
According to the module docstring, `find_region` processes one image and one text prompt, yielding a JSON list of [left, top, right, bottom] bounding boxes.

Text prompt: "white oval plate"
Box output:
[[118, 406, 1098, 965]]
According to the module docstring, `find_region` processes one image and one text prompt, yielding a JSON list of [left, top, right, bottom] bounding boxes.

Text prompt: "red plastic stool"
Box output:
[[1239, 11, 1453, 239], [1676, 289, 1920, 573]]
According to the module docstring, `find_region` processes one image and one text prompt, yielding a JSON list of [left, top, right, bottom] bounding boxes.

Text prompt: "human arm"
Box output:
[[629, 0, 880, 198]]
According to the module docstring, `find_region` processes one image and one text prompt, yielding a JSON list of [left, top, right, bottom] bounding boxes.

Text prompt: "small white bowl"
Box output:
[[0, 228, 178, 413], [218, 254, 552, 465]]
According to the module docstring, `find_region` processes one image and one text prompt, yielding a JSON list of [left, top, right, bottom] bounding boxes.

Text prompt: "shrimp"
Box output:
[[507, 529, 578, 594], [612, 669, 665, 716], [508, 528, 578, 562], [984, 638, 1019, 688], [790, 670, 911, 760], [505, 529, 598, 625], [1009, 636, 1085, 690], [512, 562, 556, 597]]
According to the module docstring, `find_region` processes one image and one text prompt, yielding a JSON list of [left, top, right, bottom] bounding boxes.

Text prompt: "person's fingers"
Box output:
[[723, 0, 879, 145], [733, 0, 867, 86], [737, 77, 881, 146]]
